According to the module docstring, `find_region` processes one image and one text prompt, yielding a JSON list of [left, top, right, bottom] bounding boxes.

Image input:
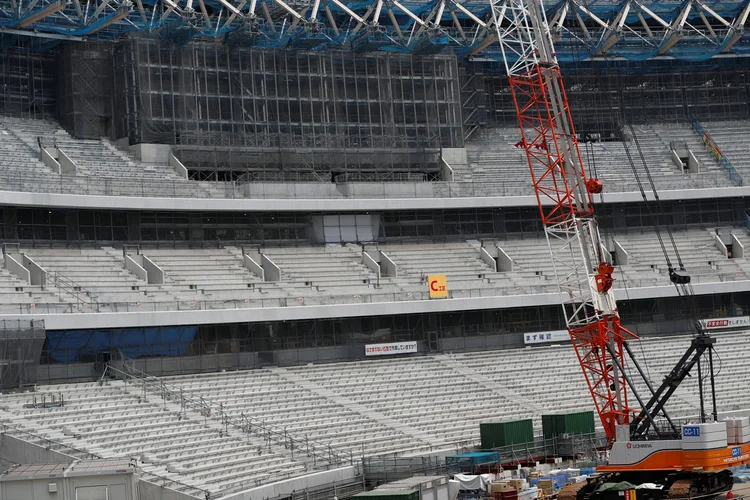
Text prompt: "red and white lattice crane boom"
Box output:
[[490, 0, 635, 442]]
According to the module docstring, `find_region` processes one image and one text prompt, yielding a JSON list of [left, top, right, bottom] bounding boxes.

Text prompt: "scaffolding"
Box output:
[[0, 319, 45, 390], [112, 38, 462, 181], [0, 41, 56, 119]]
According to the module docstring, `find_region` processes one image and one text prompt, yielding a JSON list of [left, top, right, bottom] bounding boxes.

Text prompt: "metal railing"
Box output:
[[50, 271, 97, 306], [690, 115, 743, 186], [5, 269, 750, 316], [0, 169, 738, 202], [103, 364, 353, 471]]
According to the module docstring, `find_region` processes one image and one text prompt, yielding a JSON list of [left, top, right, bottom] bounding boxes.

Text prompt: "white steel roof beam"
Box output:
[[698, 10, 716, 37], [17, 0, 66, 26], [159, 0, 180, 22], [634, 1, 670, 29], [322, 0, 339, 35], [570, 0, 609, 30], [133, 0, 146, 22], [197, 0, 210, 25], [695, 1, 730, 27], [327, 0, 364, 24], [722, 0, 750, 51], [351, 2, 375, 35], [635, 9, 653, 39], [90, 0, 112, 22], [657, 1, 691, 55], [372, 0, 382, 24], [390, 0, 425, 26], [385, 0, 404, 39], [221, 0, 246, 28], [271, 0, 302, 20], [449, 6, 465, 40], [597, 1, 630, 54], [453, 0, 485, 28]]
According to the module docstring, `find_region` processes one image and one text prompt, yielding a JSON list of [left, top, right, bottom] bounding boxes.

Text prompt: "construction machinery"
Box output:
[[492, 1, 750, 498]]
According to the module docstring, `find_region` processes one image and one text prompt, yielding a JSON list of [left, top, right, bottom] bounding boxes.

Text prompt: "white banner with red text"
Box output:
[[699, 316, 750, 330], [365, 341, 418, 356]]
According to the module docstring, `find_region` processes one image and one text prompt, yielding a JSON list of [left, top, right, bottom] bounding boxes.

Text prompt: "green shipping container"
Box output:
[[542, 411, 595, 438], [353, 490, 420, 500], [480, 419, 534, 449]]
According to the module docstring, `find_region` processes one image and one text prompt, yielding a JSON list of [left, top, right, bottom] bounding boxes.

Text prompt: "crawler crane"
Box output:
[[491, 1, 750, 498]]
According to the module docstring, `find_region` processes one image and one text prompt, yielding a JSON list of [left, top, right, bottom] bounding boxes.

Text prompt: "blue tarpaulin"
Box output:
[[46, 326, 198, 363], [446, 451, 502, 468]]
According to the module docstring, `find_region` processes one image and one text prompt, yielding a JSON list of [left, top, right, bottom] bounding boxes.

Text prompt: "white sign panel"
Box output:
[[699, 316, 750, 331], [365, 341, 418, 356], [523, 330, 569, 345]]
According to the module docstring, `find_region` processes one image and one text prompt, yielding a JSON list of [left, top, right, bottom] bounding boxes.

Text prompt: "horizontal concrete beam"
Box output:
[[6, 278, 749, 331], [0, 185, 747, 212]]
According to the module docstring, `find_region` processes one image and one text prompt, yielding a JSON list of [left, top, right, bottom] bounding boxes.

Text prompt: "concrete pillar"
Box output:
[[379, 251, 397, 277], [140, 255, 165, 285], [261, 254, 281, 282], [732, 234, 745, 258]]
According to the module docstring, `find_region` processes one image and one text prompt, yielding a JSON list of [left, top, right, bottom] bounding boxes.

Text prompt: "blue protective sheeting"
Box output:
[[47, 326, 198, 363], [446, 451, 502, 466]]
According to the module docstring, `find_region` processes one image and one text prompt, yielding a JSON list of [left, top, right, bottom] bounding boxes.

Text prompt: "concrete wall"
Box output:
[[139, 480, 195, 500], [669, 149, 684, 170], [40, 148, 60, 174], [57, 150, 76, 176], [379, 251, 397, 277], [713, 232, 728, 258], [219, 466, 359, 500], [168, 152, 188, 180], [129, 144, 171, 164], [732, 233, 745, 258], [496, 245, 513, 272], [261, 254, 281, 282], [614, 240, 630, 265], [688, 150, 701, 173], [440, 157, 454, 182], [362, 251, 381, 278], [21, 254, 47, 287], [4, 254, 30, 284], [242, 254, 264, 280], [140, 255, 164, 285], [479, 247, 497, 272], [0, 435, 70, 472], [36, 362, 98, 385], [124, 255, 148, 282], [1, 184, 748, 213], [441, 148, 468, 182]]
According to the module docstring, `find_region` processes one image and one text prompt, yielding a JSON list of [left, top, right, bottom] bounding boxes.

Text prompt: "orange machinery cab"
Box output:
[[598, 422, 750, 473]]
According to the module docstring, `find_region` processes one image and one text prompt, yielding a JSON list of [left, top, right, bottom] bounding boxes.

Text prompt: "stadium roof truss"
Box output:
[[1, 0, 750, 60]]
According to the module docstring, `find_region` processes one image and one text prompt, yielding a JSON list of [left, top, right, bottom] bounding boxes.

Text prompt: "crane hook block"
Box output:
[[595, 261, 615, 293], [669, 268, 691, 284], [586, 178, 603, 194]]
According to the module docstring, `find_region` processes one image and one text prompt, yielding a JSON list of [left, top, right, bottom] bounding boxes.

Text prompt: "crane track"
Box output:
[[668, 479, 698, 499], [559, 480, 590, 500]]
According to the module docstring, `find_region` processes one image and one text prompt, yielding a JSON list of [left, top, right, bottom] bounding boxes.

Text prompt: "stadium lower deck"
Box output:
[[2, 330, 748, 498]]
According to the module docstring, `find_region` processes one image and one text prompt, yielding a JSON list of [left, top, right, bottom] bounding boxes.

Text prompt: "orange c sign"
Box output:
[[428, 274, 448, 299]]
